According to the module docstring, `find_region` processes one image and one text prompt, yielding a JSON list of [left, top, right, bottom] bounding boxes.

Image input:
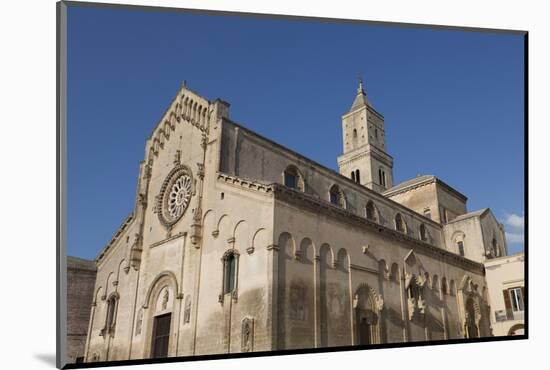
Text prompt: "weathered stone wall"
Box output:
[[436, 185, 467, 222], [386, 182, 439, 221], [67, 257, 97, 363], [272, 193, 490, 348]]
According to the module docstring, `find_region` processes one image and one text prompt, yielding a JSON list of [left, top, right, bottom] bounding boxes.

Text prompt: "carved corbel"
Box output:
[[130, 233, 143, 271], [266, 244, 280, 253], [190, 225, 202, 247], [376, 296, 385, 312]]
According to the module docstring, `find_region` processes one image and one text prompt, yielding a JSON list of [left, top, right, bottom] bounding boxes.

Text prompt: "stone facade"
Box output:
[[82, 81, 512, 362], [67, 256, 97, 363]]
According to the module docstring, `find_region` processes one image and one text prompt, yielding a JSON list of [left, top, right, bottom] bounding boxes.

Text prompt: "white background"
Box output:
[[0, 0, 546, 368]]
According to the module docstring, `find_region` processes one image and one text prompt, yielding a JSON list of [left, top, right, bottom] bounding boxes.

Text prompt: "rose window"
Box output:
[[168, 175, 192, 218], [158, 166, 194, 227]]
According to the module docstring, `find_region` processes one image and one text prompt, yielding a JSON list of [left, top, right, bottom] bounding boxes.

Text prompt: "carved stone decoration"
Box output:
[[161, 289, 169, 310], [241, 317, 254, 352], [130, 233, 143, 271], [375, 296, 385, 312], [407, 297, 417, 320], [157, 165, 194, 228], [184, 295, 192, 324], [135, 308, 143, 335]]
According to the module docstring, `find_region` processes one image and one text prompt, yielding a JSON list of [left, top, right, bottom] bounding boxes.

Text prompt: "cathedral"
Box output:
[[81, 80, 507, 362]]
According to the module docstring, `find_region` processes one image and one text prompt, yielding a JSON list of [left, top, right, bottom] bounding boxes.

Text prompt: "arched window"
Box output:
[[441, 277, 448, 295], [419, 224, 427, 241], [351, 171, 356, 182], [365, 201, 379, 223], [395, 213, 405, 233], [102, 293, 119, 337], [220, 250, 240, 303], [457, 241, 465, 257], [283, 165, 304, 191], [378, 167, 387, 188], [223, 252, 237, 294], [329, 184, 345, 208], [355, 169, 360, 183]]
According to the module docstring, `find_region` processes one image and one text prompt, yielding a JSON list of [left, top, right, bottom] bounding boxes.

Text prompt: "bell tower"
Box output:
[[337, 79, 394, 193]]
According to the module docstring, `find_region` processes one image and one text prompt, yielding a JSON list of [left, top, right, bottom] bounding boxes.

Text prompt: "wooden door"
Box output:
[[151, 313, 171, 358]]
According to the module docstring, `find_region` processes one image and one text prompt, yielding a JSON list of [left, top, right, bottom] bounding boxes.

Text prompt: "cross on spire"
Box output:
[[357, 75, 365, 95]]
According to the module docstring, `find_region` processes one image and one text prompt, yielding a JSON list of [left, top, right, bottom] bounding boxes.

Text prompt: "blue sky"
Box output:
[[67, 5, 525, 260]]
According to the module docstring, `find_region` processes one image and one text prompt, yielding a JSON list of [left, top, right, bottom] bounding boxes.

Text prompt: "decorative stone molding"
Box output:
[[112, 280, 118, 287], [96, 213, 135, 263], [362, 245, 370, 254], [375, 296, 385, 312], [217, 173, 276, 194], [266, 244, 279, 251], [190, 221, 202, 247], [130, 233, 143, 271], [149, 231, 187, 249], [227, 237, 236, 245], [246, 246, 255, 255], [212, 230, 219, 238]]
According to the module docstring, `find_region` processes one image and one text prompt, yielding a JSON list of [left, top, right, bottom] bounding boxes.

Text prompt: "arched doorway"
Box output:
[[142, 271, 179, 359], [354, 285, 381, 345]]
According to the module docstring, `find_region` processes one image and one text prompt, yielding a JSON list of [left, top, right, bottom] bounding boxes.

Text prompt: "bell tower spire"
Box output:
[[337, 79, 394, 193]]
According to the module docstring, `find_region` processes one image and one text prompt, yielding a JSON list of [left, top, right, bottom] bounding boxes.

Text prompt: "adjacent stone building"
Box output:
[[82, 81, 511, 362], [484, 253, 525, 336], [67, 256, 97, 363]]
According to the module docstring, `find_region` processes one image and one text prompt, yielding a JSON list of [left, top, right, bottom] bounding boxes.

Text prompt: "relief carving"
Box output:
[[184, 295, 192, 324], [241, 317, 254, 352]]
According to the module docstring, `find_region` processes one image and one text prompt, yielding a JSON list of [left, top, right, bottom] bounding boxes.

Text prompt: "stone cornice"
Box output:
[[337, 144, 394, 166], [217, 172, 276, 195], [96, 213, 135, 263], [149, 231, 187, 249], [272, 185, 484, 274], [384, 176, 468, 202]]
